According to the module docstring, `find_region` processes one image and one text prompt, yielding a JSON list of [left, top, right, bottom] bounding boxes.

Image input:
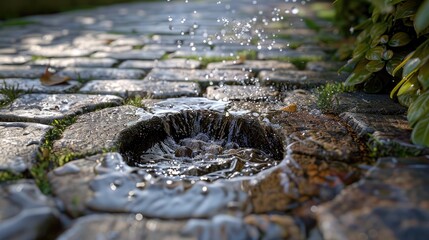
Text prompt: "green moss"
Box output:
[[31, 55, 48, 61], [0, 171, 24, 183], [182, 50, 258, 68], [367, 135, 423, 158]]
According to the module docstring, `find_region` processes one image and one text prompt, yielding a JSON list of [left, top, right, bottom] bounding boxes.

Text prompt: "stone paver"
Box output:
[[0, 65, 47, 78], [0, 55, 32, 65], [144, 68, 254, 86], [92, 50, 166, 60], [0, 180, 60, 239], [317, 156, 429, 240], [206, 60, 297, 72], [31, 58, 117, 68], [206, 85, 279, 101], [80, 79, 200, 98], [0, 78, 81, 93], [58, 67, 146, 80], [0, 94, 123, 124], [119, 59, 201, 70], [259, 70, 348, 88], [0, 122, 51, 172], [52, 106, 150, 155]]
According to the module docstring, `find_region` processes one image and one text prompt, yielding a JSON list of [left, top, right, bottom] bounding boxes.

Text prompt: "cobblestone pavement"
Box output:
[[1, 0, 429, 239]]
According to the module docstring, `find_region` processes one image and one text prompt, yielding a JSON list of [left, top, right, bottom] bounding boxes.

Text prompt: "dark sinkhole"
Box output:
[[118, 110, 285, 181]]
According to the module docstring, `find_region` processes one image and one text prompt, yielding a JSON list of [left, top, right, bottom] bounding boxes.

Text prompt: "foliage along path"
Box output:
[[0, 0, 428, 239]]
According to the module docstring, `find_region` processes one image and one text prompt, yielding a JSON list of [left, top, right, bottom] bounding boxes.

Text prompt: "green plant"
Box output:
[[315, 82, 353, 112], [124, 95, 144, 107], [0, 81, 24, 107], [0, 171, 24, 182], [337, 0, 429, 146]]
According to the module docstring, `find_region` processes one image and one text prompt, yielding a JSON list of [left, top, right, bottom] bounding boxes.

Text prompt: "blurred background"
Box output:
[[0, 0, 152, 19]]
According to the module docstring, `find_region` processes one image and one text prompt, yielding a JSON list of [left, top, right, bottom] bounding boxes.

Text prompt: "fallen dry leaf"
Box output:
[[280, 103, 297, 112], [40, 66, 71, 86]]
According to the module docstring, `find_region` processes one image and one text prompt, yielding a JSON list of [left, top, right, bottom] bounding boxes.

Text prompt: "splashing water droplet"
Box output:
[[291, 7, 299, 15]]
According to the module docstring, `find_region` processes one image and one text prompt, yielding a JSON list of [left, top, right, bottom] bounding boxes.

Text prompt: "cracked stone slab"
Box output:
[[259, 70, 347, 88], [0, 78, 81, 93], [0, 122, 51, 172], [0, 180, 60, 239], [0, 55, 32, 65], [0, 94, 123, 124], [257, 49, 327, 61], [58, 67, 146, 80], [206, 85, 279, 101], [52, 106, 150, 155], [340, 112, 429, 155], [333, 92, 407, 115], [80, 80, 200, 98], [92, 50, 166, 60], [0, 65, 46, 78], [317, 156, 429, 240], [144, 68, 254, 86], [119, 59, 201, 70], [207, 60, 297, 73], [31, 58, 117, 68]]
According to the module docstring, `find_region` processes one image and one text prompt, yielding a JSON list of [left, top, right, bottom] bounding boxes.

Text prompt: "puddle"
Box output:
[[119, 110, 284, 181]]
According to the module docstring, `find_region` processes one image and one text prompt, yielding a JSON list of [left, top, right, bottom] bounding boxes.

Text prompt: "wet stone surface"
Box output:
[[0, 180, 60, 239], [31, 58, 117, 68], [333, 92, 407, 115], [0, 65, 47, 78], [0, 94, 123, 124], [80, 80, 200, 98], [119, 59, 201, 70], [92, 50, 166, 60], [0, 78, 81, 93], [0, 122, 51, 172], [144, 68, 254, 86], [206, 85, 279, 101], [0, 0, 427, 239], [206, 60, 297, 73], [259, 70, 348, 89], [52, 106, 151, 156], [58, 67, 146, 80], [143, 97, 230, 114], [317, 156, 429, 240]]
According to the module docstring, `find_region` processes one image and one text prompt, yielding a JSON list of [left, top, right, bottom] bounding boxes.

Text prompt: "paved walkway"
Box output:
[[1, 0, 429, 239]]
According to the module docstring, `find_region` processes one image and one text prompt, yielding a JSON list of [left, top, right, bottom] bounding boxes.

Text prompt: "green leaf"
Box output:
[[408, 91, 429, 127], [390, 71, 416, 98], [365, 46, 385, 60], [395, 0, 419, 19], [402, 58, 421, 78], [411, 116, 429, 147], [353, 42, 370, 58], [398, 91, 419, 107], [398, 74, 420, 96], [388, 32, 411, 47], [370, 23, 388, 39], [418, 60, 429, 90], [366, 60, 385, 72], [344, 60, 373, 86], [415, 0, 429, 34], [393, 51, 415, 76], [383, 50, 394, 60]]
